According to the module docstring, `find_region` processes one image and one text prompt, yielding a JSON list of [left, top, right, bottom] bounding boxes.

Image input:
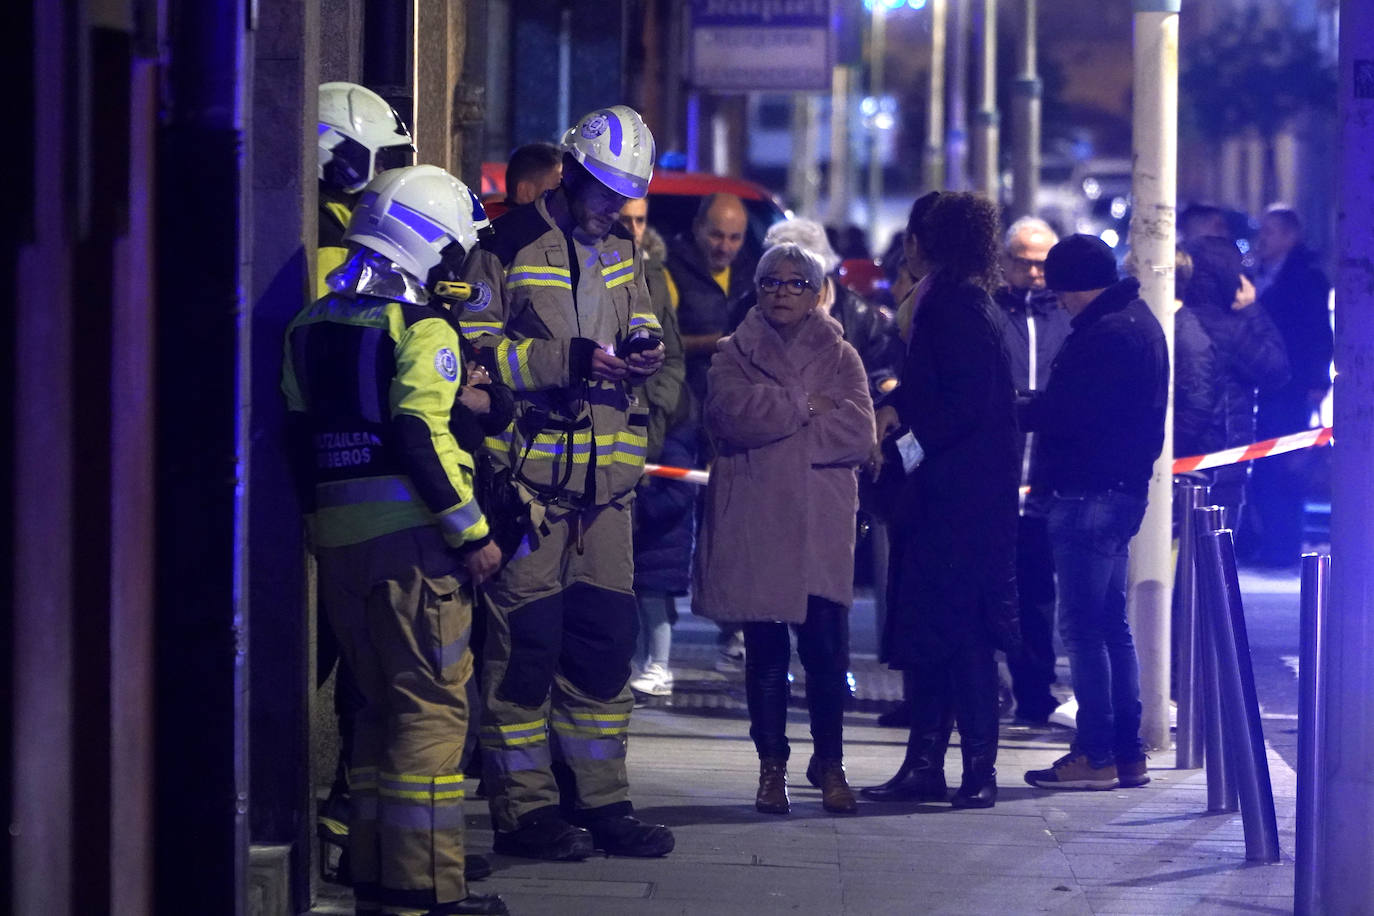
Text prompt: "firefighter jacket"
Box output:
[[458, 191, 662, 507], [281, 292, 490, 552], [316, 187, 355, 300]]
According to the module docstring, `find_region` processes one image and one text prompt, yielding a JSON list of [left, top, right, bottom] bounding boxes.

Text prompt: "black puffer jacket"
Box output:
[[1172, 304, 1225, 462], [1182, 237, 1290, 497], [728, 278, 903, 399]]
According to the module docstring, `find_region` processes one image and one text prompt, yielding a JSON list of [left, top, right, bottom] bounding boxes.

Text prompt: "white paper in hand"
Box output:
[[896, 431, 924, 473]]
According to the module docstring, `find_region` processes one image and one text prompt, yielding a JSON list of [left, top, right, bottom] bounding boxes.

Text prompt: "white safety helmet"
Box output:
[[344, 165, 485, 286], [318, 81, 416, 193], [561, 105, 655, 199]]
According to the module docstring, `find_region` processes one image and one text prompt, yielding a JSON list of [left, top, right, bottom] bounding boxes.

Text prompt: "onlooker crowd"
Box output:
[[295, 88, 1337, 914]]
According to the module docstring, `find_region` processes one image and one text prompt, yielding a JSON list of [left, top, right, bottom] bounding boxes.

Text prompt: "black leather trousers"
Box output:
[[742, 596, 851, 761]]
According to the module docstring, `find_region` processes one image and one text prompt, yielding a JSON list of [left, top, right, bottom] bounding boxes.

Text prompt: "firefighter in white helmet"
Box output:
[[459, 106, 674, 861], [313, 80, 417, 889], [284, 164, 509, 916], [315, 81, 416, 299]]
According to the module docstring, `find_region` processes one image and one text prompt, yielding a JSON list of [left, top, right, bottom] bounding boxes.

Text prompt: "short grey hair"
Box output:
[[763, 217, 840, 274], [755, 242, 826, 292], [1004, 216, 1058, 251]]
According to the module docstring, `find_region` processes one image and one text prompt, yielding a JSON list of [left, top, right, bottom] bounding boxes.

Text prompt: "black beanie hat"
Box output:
[[1044, 234, 1119, 292]]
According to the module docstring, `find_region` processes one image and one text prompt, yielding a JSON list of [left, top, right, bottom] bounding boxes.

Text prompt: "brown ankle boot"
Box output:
[[756, 757, 790, 814], [811, 757, 857, 814]]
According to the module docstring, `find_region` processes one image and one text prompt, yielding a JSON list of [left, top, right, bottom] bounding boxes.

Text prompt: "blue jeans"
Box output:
[[1047, 490, 1148, 765]]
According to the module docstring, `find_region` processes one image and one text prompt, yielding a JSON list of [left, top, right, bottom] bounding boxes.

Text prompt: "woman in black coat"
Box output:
[[862, 192, 1021, 808], [1182, 236, 1290, 522]]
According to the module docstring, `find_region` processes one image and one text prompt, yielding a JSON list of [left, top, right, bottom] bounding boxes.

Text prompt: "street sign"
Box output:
[[689, 0, 834, 91]]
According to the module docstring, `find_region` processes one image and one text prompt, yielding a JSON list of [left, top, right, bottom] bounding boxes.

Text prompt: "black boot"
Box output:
[[492, 812, 593, 861], [582, 814, 675, 857], [860, 731, 949, 802], [951, 647, 1001, 809], [426, 894, 511, 915], [756, 757, 790, 814], [863, 671, 953, 802], [951, 751, 998, 808]]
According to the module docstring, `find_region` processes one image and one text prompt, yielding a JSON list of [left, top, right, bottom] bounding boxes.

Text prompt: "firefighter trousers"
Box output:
[[317, 525, 472, 909], [479, 501, 639, 832]]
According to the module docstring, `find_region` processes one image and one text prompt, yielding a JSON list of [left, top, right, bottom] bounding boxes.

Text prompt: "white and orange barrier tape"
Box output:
[[645, 426, 1335, 487], [1170, 426, 1333, 474], [643, 464, 711, 486]]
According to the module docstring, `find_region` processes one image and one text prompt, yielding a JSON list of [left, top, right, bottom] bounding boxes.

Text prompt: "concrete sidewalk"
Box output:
[[312, 701, 1297, 915]]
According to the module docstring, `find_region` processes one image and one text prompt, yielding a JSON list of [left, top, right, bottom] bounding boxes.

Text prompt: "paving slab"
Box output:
[[310, 687, 1298, 915]]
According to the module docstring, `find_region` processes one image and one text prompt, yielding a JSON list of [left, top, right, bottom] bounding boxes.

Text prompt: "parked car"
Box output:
[[641, 170, 787, 262]]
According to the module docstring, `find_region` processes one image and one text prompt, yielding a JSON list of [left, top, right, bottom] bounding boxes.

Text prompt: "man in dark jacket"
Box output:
[[664, 193, 757, 407], [992, 217, 1071, 725], [1019, 235, 1167, 792], [1246, 208, 1332, 566]]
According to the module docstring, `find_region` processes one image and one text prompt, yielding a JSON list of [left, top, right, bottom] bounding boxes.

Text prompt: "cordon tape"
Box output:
[[644, 426, 1335, 487]]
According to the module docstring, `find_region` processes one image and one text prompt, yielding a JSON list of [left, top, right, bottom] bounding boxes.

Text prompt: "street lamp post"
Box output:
[[827, 65, 854, 228], [1126, 0, 1179, 755], [1010, 0, 1041, 219], [866, 4, 887, 246], [923, 0, 947, 191], [946, 0, 969, 190], [971, 0, 999, 201]]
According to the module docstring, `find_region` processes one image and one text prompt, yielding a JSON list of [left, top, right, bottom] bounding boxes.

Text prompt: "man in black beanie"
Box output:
[[1018, 234, 1168, 791]]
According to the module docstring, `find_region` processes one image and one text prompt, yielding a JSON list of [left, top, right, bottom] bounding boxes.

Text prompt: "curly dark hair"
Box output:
[[911, 191, 1004, 291]]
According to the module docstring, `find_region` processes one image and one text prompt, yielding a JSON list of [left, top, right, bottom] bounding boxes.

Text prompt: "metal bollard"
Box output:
[[1193, 505, 1237, 813], [1174, 481, 1208, 769], [1196, 527, 1281, 862], [1295, 552, 1331, 915]]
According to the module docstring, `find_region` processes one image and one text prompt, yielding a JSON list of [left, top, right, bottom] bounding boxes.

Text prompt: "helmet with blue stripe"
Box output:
[[561, 106, 655, 200], [318, 82, 416, 194], [345, 164, 484, 285]]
